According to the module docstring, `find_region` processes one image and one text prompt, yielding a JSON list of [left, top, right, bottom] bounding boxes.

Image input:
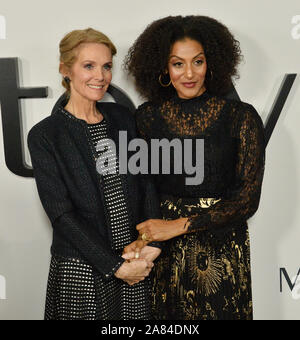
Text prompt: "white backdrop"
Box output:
[[0, 0, 299, 320]]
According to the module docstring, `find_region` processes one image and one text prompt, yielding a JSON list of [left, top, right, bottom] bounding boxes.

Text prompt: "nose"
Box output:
[[185, 64, 193, 79], [94, 67, 104, 82]]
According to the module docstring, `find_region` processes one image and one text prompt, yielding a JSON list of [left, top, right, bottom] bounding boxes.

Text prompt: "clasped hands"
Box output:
[[115, 218, 188, 286]]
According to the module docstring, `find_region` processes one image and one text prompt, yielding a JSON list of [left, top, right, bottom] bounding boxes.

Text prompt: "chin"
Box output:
[[178, 88, 200, 99], [180, 92, 198, 100], [86, 93, 105, 102]]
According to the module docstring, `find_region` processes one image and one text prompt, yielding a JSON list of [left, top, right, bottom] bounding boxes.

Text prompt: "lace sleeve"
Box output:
[[187, 104, 266, 235]]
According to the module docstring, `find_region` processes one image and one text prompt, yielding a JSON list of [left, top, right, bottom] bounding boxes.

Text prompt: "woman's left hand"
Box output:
[[123, 246, 161, 263], [137, 218, 188, 242]]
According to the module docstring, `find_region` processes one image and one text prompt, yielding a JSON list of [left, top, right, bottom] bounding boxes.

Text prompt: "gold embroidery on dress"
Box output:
[[161, 197, 221, 213], [140, 94, 264, 320], [186, 240, 224, 297], [184, 198, 221, 210]]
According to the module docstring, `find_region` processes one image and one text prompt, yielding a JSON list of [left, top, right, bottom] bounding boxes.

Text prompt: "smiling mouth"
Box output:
[[87, 84, 105, 89], [182, 82, 197, 88]]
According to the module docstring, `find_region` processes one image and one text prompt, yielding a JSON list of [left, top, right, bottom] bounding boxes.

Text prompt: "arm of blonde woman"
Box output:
[[123, 243, 162, 263], [27, 126, 127, 281], [115, 257, 154, 286]]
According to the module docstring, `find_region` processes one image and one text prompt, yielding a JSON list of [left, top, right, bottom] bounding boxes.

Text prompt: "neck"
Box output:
[[64, 95, 103, 124]]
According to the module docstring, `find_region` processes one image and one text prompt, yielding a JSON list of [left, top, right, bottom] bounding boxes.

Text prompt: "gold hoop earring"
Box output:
[[159, 74, 172, 87]]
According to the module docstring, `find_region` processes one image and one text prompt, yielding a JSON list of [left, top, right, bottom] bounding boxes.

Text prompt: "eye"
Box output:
[[172, 62, 183, 68], [84, 63, 94, 70], [194, 59, 204, 66], [103, 63, 112, 71]]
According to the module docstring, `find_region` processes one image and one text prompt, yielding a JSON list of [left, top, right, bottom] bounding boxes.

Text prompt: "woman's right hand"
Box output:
[[114, 258, 154, 286]]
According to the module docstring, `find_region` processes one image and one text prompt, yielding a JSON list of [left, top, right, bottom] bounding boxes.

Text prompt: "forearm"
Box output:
[[136, 217, 190, 242], [54, 211, 125, 280], [171, 217, 190, 237]]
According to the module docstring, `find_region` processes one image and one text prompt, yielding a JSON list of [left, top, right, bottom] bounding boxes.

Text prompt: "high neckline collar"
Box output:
[[172, 89, 210, 104]]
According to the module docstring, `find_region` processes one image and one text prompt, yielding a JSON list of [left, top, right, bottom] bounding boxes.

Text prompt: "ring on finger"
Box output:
[[141, 233, 151, 242]]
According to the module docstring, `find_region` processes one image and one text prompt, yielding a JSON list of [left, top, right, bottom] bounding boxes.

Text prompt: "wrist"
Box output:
[[174, 218, 189, 236], [114, 261, 128, 279]]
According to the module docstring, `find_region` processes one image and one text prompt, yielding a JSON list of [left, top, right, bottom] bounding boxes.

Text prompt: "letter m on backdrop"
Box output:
[[0, 15, 6, 40], [280, 268, 300, 292], [0, 275, 6, 299]]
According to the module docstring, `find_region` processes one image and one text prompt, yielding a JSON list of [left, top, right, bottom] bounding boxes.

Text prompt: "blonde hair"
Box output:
[[59, 27, 117, 93]]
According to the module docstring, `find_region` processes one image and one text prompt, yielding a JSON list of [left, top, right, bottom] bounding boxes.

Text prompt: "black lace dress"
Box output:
[[135, 91, 265, 320]]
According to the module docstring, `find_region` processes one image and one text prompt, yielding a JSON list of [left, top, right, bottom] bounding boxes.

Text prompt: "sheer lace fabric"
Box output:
[[136, 91, 265, 236], [136, 91, 265, 320]]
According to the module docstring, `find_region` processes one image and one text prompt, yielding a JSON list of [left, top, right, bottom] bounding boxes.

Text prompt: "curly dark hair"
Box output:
[[124, 15, 242, 103]]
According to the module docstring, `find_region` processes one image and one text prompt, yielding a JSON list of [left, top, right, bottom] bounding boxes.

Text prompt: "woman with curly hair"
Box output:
[[124, 15, 266, 320]]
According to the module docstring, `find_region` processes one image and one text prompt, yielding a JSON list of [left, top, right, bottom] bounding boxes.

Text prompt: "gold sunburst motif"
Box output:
[[187, 239, 224, 297]]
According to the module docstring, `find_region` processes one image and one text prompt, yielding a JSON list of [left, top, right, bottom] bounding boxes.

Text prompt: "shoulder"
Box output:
[[135, 101, 156, 114], [218, 96, 263, 125], [98, 102, 139, 138], [234, 100, 264, 127], [27, 116, 56, 156], [98, 102, 135, 125], [98, 102, 133, 118], [224, 99, 265, 141], [135, 101, 157, 122], [27, 110, 69, 153], [28, 115, 60, 143]]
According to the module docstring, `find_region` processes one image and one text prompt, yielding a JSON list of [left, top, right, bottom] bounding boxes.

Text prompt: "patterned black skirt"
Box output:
[[45, 255, 151, 320], [151, 195, 253, 320]]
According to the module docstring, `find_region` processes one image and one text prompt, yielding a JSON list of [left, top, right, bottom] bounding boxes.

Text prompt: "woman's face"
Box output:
[[66, 42, 112, 103], [168, 38, 207, 99]]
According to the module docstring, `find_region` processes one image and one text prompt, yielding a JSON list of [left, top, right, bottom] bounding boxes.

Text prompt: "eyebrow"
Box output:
[[82, 60, 112, 64], [169, 52, 205, 60]]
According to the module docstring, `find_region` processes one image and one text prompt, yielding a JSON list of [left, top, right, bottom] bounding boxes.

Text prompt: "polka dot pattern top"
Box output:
[[87, 119, 133, 251]]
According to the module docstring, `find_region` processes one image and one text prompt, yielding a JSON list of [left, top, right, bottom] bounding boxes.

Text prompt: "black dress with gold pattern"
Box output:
[[135, 91, 265, 320]]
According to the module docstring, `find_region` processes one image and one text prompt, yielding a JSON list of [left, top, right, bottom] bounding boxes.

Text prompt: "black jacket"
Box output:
[[27, 101, 161, 280]]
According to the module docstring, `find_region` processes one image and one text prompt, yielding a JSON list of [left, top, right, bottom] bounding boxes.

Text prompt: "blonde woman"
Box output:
[[28, 28, 161, 320]]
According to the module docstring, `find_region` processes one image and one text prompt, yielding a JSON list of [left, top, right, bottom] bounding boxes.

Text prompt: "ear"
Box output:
[[59, 62, 69, 78]]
